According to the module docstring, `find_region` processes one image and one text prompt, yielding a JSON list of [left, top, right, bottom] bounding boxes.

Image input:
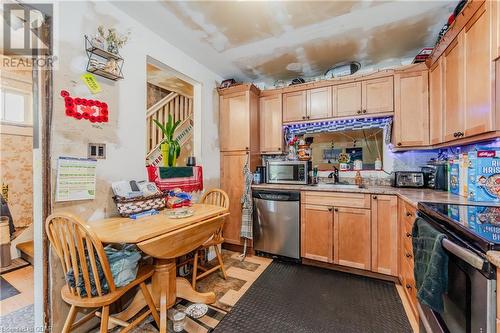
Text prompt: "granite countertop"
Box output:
[[251, 183, 499, 208]]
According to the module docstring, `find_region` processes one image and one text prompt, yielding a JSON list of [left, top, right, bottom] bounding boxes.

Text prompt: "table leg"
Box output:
[[152, 259, 176, 333], [176, 278, 216, 304]]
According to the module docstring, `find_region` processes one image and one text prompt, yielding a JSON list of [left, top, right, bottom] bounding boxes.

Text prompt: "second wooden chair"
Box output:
[[192, 189, 229, 288]]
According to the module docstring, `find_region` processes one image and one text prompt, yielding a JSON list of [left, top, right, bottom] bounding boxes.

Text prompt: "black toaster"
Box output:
[[392, 171, 425, 188]]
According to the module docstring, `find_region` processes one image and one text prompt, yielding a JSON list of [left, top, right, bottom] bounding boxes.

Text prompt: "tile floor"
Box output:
[[0, 266, 34, 317]]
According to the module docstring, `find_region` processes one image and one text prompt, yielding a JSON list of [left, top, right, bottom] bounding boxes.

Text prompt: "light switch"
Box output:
[[88, 143, 106, 159]]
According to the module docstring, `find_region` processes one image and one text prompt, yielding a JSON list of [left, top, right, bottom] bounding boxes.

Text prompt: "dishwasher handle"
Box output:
[[252, 191, 300, 201]]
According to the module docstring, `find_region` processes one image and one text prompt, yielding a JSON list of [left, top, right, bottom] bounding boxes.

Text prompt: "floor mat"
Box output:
[[213, 261, 412, 333], [0, 304, 34, 330], [0, 276, 20, 301]]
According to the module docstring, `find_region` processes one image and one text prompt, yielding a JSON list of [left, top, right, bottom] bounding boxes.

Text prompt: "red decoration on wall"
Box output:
[[60, 90, 108, 123]]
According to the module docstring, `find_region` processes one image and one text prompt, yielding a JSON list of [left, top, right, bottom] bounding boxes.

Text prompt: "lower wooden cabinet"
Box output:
[[334, 207, 371, 270], [301, 204, 333, 263], [371, 195, 399, 276], [220, 151, 248, 245]]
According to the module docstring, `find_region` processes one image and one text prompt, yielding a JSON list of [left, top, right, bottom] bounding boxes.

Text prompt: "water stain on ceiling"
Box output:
[[117, 1, 455, 83]]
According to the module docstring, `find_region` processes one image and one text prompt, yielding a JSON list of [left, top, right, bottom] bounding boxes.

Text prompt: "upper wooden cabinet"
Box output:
[[492, 0, 499, 60], [394, 68, 429, 147], [333, 82, 362, 117], [464, 4, 495, 137], [283, 90, 307, 122], [429, 58, 444, 144], [334, 207, 371, 270], [260, 93, 283, 154], [443, 34, 465, 142], [219, 85, 259, 152], [307, 86, 333, 120], [371, 195, 399, 277], [362, 76, 394, 114], [283, 87, 332, 122]]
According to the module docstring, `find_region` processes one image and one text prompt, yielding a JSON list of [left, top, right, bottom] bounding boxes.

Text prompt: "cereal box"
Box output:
[[459, 153, 469, 197], [467, 148, 500, 202], [467, 206, 500, 242], [449, 159, 460, 196]]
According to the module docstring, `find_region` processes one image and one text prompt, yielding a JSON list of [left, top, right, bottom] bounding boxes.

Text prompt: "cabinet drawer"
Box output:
[[302, 191, 371, 209]]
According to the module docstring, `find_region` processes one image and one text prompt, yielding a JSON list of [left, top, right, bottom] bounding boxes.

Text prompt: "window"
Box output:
[[0, 88, 32, 125]]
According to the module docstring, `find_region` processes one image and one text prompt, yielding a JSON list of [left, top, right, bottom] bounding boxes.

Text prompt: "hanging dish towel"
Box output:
[[240, 154, 253, 240]]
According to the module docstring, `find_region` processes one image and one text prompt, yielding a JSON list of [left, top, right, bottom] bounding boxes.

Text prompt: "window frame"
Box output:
[[0, 86, 33, 126]]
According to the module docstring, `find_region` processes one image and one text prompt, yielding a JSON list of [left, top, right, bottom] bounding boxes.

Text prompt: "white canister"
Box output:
[[353, 159, 363, 171]]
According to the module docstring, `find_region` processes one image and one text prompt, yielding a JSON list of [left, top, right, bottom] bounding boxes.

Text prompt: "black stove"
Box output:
[[418, 202, 500, 254]]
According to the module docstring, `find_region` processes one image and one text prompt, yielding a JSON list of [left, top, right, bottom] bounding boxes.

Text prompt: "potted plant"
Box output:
[[153, 115, 181, 167]]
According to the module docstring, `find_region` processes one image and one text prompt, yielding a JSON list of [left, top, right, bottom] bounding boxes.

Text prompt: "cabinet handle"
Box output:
[[397, 142, 402, 146], [406, 232, 412, 238], [334, 208, 339, 212], [372, 195, 377, 200], [302, 116, 306, 120], [328, 207, 333, 212], [406, 212, 413, 217], [362, 110, 367, 114], [277, 147, 281, 151], [307, 116, 310, 119], [405, 253, 412, 259], [453, 132, 458, 138], [406, 284, 412, 290], [357, 110, 361, 114], [458, 132, 464, 137]]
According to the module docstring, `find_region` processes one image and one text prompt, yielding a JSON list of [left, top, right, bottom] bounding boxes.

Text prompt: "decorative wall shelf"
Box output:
[[84, 35, 124, 81]]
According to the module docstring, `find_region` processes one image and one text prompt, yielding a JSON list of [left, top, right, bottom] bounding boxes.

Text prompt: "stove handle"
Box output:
[[442, 238, 485, 270]]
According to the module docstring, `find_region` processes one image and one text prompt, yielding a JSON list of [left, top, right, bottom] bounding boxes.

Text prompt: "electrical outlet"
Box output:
[[88, 143, 106, 159]]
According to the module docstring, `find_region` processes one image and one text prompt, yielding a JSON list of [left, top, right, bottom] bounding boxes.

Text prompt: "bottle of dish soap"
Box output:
[[355, 171, 363, 186]]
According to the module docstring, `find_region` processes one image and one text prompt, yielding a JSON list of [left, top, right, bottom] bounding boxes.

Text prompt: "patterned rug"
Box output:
[[129, 250, 272, 332], [0, 276, 20, 301], [0, 304, 34, 330]]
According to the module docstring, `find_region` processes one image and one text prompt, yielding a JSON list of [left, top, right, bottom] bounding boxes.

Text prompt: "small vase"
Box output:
[[107, 42, 119, 54], [161, 143, 169, 167]]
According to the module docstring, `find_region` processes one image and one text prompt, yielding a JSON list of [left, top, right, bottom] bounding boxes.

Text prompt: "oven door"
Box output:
[[418, 240, 496, 333], [266, 161, 307, 184]]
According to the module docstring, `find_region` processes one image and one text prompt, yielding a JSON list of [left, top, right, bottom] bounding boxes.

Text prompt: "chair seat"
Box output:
[[61, 264, 155, 307]]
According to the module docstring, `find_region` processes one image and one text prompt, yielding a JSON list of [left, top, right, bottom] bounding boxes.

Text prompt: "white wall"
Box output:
[[48, 1, 222, 330]]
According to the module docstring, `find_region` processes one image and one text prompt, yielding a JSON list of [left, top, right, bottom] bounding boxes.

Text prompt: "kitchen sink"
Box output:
[[309, 183, 362, 189]]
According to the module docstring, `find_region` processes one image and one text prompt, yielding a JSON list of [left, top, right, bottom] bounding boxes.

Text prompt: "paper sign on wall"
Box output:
[[81, 73, 101, 94], [56, 157, 97, 202]]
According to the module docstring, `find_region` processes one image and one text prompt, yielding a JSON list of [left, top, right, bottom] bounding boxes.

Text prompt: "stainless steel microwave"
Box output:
[[266, 160, 309, 185]]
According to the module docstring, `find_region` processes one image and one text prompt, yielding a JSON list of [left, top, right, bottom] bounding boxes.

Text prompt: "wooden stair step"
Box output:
[[16, 241, 34, 265]]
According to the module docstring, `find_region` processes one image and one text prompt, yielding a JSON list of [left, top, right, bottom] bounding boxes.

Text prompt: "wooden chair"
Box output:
[[192, 189, 229, 288], [45, 213, 160, 333]]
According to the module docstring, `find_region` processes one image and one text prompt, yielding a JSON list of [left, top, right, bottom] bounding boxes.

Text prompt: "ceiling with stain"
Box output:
[[147, 63, 193, 97], [117, 1, 455, 84]]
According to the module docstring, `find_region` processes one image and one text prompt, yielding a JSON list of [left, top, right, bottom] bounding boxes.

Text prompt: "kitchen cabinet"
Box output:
[[429, 58, 444, 144], [394, 69, 429, 147], [371, 195, 399, 277], [399, 199, 419, 320], [464, 4, 495, 137], [218, 84, 260, 247], [362, 76, 394, 114], [334, 207, 371, 270], [283, 90, 307, 122], [307, 86, 333, 120], [220, 151, 248, 245], [301, 204, 333, 263], [219, 85, 259, 151], [283, 87, 332, 122], [259, 93, 283, 154], [333, 82, 362, 117], [443, 33, 465, 142]]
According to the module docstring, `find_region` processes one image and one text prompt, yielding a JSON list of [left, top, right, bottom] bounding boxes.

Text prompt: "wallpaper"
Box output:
[[0, 133, 33, 229]]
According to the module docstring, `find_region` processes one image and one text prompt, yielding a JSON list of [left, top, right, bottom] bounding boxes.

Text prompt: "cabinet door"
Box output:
[[334, 207, 371, 270], [394, 71, 429, 147], [301, 204, 333, 263], [371, 195, 399, 276], [307, 86, 332, 120], [429, 58, 444, 144], [444, 34, 465, 142], [362, 76, 394, 114], [260, 94, 283, 154], [219, 92, 250, 151], [220, 151, 248, 245], [283, 90, 307, 123], [333, 82, 362, 117], [464, 5, 494, 137]]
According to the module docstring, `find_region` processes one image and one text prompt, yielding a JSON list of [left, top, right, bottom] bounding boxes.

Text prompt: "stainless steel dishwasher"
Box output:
[[252, 190, 300, 259]]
